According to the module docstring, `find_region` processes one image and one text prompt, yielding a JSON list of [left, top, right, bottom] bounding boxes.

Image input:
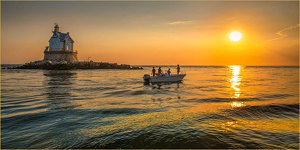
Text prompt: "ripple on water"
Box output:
[[224, 103, 299, 120], [1, 67, 299, 149]]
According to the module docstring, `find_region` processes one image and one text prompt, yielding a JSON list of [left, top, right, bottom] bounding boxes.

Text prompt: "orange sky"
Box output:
[[1, 1, 299, 65]]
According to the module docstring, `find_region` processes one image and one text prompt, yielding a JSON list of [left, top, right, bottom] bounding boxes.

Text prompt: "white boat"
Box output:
[[143, 73, 186, 83]]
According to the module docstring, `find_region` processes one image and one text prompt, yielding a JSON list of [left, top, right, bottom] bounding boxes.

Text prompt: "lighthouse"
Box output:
[[43, 24, 78, 63]]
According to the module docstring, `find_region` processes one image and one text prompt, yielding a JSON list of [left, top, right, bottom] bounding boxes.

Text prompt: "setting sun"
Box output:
[[229, 31, 242, 42]]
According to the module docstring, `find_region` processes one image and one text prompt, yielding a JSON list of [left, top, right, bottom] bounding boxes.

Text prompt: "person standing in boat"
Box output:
[[167, 68, 171, 75], [152, 67, 156, 76], [158, 67, 162, 75], [177, 64, 180, 74]]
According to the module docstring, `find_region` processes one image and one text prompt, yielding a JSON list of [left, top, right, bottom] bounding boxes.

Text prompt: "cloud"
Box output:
[[168, 21, 191, 25], [268, 24, 299, 42]]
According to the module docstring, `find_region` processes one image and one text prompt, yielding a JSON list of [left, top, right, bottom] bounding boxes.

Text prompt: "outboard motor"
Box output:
[[143, 74, 151, 83]]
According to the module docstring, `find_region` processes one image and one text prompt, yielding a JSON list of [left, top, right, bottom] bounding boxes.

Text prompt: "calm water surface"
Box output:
[[1, 66, 299, 148]]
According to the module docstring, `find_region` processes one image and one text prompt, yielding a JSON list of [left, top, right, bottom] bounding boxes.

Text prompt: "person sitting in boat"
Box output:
[[152, 67, 156, 76], [167, 68, 171, 75], [158, 67, 162, 75], [177, 64, 180, 74]]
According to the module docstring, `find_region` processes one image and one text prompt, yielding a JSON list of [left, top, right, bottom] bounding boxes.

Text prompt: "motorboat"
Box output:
[[143, 73, 186, 83]]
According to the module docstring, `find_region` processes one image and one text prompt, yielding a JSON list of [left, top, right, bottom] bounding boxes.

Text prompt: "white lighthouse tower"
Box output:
[[44, 24, 78, 63]]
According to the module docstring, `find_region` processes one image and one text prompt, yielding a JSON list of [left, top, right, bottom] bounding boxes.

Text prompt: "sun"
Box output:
[[229, 31, 242, 42]]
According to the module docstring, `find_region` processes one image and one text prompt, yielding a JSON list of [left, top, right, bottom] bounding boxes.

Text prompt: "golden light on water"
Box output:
[[231, 101, 244, 108], [229, 65, 241, 99], [221, 121, 237, 132]]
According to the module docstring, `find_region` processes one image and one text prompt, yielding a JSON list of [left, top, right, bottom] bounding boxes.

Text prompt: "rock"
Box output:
[[11, 61, 143, 70]]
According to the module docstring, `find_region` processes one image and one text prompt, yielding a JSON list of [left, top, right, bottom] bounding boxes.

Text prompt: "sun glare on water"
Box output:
[[229, 31, 242, 42]]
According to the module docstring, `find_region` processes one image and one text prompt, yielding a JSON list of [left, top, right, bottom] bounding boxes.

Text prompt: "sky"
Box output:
[[1, 1, 299, 65]]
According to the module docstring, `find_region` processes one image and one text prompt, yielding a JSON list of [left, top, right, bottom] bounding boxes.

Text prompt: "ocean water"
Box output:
[[1, 66, 299, 149]]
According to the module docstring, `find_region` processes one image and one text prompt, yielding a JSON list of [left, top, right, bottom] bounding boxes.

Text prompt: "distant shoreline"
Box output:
[[1, 64, 299, 68], [1, 62, 143, 70]]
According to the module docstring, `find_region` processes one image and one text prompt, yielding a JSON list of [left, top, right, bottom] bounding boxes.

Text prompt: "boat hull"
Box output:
[[144, 74, 186, 83]]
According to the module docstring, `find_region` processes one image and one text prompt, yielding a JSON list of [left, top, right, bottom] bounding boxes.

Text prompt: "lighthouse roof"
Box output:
[[50, 32, 74, 42]]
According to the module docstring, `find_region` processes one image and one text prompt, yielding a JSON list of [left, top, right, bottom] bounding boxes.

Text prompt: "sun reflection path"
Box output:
[[231, 101, 244, 108], [222, 66, 244, 132], [229, 65, 241, 99]]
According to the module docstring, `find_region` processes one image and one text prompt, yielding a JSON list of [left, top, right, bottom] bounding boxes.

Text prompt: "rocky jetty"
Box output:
[[11, 61, 142, 70]]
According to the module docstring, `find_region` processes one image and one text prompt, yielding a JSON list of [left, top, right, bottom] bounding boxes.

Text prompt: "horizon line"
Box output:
[[2, 63, 299, 67]]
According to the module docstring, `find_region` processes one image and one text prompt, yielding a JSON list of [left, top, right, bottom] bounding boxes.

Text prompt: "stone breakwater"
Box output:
[[10, 62, 143, 70]]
